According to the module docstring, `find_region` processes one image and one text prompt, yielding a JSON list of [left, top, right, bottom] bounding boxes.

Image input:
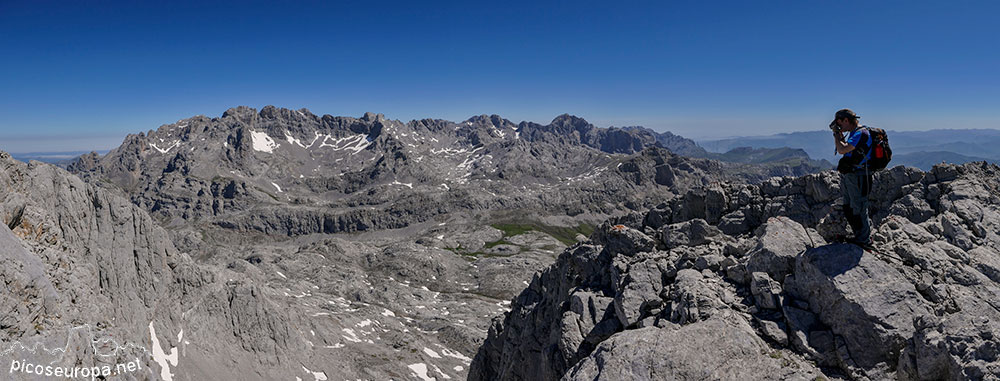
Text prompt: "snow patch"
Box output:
[[437, 345, 473, 364], [381, 309, 395, 317], [149, 322, 180, 381], [318, 133, 372, 153], [286, 132, 305, 147], [391, 180, 413, 189], [408, 363, 435, 381], [430, 147, 467, 155], [272, 182, 283, 193], [302, 365, 328, 381], [342, 328, 362, 343], [149, 141, 180, 154], [432, 364, 452, 379], [250, 130, 278, 153], [423, 347, 442, 358]]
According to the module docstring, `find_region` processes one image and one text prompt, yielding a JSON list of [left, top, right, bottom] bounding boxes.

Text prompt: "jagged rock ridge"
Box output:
[[470, 161, 1000, 380], [67, 106, 819, 239]]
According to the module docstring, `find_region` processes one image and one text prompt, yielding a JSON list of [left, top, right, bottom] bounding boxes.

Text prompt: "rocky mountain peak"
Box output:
[[463, 114, 516, 130], [259, 105, 317, 121], [548, 113, 595, 135], [360, 111, 384, 122], [221, 105, 258, 120]]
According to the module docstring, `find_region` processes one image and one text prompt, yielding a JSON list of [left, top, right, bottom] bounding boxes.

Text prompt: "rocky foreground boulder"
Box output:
[[471, 162, 1000, 380]]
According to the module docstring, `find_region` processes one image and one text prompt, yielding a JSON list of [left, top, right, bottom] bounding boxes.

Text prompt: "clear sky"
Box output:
[[1, 0, 997, 152]]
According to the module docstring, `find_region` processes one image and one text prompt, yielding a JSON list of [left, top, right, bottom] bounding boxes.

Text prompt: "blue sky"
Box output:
[[1, 0, 997, 152]]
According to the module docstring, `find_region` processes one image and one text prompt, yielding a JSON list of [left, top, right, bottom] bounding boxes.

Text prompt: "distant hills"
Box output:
[[10, 150, 110, 167], [698, 128, 1000, 170]]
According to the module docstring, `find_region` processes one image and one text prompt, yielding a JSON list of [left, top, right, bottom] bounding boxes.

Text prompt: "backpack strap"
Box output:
[[850, 127, 872, 169]]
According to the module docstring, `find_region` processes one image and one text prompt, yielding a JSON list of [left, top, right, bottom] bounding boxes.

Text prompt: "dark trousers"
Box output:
[[841, 169, 872, 243]]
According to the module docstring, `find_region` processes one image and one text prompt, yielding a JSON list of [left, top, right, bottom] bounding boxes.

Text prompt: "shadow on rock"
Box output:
[[808, 243, 864, 278]]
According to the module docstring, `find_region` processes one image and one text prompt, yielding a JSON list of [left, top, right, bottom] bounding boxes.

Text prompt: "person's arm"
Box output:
[[834, 129, 855, 154]]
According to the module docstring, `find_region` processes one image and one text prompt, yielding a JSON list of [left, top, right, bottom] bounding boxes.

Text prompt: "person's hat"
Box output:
[[835, 108, 860, 120]]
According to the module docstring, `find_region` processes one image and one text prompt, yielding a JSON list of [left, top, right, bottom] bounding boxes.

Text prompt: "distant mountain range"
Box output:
[[17, 124, 990, 173], [698, 128, 1000, 170], [10, 150, 110, 166], [67, 106, 828, 234]]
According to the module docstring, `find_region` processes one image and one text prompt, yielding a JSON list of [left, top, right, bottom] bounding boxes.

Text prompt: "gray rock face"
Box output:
[[473, 161, 1000, 381], [751, 272, 782, 310], [0, 153, 183, 378], [467, 243, 617, 381], [0, 222, 59, 339], [0, 152, 580, 380], [746, 217, 820, 281], [565, 316, 823, 381], [786, 244, 933, 371]]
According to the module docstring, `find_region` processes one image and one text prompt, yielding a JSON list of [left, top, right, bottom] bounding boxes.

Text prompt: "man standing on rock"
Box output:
[[831, 108, 875, 250]]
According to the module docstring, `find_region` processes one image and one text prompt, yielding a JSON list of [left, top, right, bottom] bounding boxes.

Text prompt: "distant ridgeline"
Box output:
[[10, 150, 111, 167], [698, 129, 1000, 170]]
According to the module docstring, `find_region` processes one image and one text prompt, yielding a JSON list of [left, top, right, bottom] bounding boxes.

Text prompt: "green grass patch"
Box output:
[[490, 222, 595, 246], [487, 222, 594, 247], [447, 221, 596, 259], [491, 223, 535, 237], [483, 239, 512, 249]]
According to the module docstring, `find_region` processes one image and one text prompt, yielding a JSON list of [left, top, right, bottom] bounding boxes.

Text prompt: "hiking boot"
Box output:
[[831, 234, 851, 243]]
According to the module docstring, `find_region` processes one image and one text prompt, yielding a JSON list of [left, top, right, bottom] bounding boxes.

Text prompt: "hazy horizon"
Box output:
[[2, 1, 997, 152], [2, 105, 997, 154]]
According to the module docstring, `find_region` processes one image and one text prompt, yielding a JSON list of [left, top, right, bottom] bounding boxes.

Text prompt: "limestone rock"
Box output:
[[785, 244, 933, 371], [746, 216, 820, 281], [565, 317, 823, 381]]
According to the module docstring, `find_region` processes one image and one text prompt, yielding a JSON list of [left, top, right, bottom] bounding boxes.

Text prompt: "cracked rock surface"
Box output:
[[471, 161, 1000, 381]]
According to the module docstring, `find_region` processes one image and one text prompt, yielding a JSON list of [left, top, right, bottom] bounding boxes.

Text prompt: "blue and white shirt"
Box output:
[[844, 126, 873, 169]]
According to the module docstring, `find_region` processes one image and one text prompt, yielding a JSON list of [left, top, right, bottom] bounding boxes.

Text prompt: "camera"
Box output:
[[829, 120, 839, 131]]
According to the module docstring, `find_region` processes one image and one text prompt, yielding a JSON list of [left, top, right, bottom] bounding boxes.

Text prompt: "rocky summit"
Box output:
[[471, 162, 1000, 380], [3, 106, 997, 380]]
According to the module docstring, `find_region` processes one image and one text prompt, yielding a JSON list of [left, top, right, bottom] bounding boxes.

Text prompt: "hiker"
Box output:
[[831, 108, 875, 250]]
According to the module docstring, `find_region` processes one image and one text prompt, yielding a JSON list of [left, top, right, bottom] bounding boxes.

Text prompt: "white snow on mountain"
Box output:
[[149, 141, 180, 154], [251, 130, 278, 153]]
